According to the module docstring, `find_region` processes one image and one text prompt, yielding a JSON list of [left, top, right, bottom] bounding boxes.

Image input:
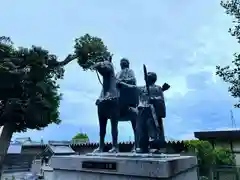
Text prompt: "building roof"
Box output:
[[194, 130, 240, 140], [48, 140, 71, 146], [37, 144, 75, 158], [15, 137, 31, 144], [48, 145, 75, 154], [7, 143, 22, 154]]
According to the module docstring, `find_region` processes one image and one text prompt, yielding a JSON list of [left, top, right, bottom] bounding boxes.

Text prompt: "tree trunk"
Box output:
[[0, 124, 14, 179]]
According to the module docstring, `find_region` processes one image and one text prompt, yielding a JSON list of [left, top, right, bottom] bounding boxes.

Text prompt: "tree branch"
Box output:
[[56, 54, 77, 67]]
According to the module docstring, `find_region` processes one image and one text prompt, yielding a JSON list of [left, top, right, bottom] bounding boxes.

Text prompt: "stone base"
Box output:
[[50, 153, 198, 180]]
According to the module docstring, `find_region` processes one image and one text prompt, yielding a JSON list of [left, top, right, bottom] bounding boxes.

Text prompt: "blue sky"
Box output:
[[1, 0, 240, 142]]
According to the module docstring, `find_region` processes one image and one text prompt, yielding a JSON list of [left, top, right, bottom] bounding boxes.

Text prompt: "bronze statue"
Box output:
[[116, 58, 136, 85], [116, 58, 138, 151], [117, 65, 170, 153], [90, 57, 138, 153]]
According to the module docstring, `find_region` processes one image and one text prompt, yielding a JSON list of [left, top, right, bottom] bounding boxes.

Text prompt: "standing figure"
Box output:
[[117, 68, 170, 153], [116, 58, 138, 151]]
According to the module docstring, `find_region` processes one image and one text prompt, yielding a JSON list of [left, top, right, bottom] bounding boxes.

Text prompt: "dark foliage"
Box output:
[[216, 0, 240, 107], [74, 34, 112, 70], [0, 36, 63, 132]]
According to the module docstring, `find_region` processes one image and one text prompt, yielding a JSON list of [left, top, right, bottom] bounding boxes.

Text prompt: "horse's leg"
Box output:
[[131, 119, 137, 152], [93, 106, 108, 153], [129, 107, 138, 152], [108, 116, 119, 153]]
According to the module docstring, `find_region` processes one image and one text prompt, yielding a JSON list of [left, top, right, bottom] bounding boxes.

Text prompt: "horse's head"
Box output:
[[90, 59, 114, 77]]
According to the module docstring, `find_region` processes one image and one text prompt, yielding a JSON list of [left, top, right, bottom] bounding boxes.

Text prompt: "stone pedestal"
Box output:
[[50, 153, 198, 180], [31, 159, 41, 174], [42, 165, 54, 180]]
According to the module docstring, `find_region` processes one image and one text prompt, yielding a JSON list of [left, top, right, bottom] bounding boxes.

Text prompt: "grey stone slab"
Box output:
[[50, 153, 198, 179], [86, 152, 181, 158], [52, 168, 198, 180]]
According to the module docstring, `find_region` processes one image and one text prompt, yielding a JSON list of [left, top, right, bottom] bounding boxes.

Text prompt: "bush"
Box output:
[[184, 140, 235, 176], [72, 133, 89, 140]]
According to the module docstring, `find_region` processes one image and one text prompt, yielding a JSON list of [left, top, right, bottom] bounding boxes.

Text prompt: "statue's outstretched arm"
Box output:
[[162, 83, 170, 92], [117, 81, 136, 89], [125, 69, 137, 83]]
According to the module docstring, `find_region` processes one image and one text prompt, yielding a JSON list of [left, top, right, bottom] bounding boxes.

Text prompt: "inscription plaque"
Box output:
[[82, 161, 117, 171]]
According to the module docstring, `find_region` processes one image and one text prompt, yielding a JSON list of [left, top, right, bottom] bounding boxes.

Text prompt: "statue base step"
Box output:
[[49, 153, 198, 180]]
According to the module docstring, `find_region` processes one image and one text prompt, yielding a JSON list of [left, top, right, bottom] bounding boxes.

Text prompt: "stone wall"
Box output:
[[19, 141, 186, 155]]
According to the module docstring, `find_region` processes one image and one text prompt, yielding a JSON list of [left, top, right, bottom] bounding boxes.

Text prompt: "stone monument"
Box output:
[[48, 61, 198, 180], [50, 153, 198, 180]]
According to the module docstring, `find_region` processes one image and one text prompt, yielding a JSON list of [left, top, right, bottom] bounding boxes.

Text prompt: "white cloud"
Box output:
[[178, 133, 196, 140]]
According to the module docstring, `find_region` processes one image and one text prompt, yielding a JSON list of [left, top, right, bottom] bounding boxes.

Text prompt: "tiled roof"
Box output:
[[7, 144, 22, 154], [48, 145, 75, 154], [194, 130, 240, 140], [15, 137, 31, 143], [48, 140, 71, 145]]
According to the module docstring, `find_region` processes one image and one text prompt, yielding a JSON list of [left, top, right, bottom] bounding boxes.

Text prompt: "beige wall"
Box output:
[[214, 140, 231, 149], [232, 141, 240, 152]]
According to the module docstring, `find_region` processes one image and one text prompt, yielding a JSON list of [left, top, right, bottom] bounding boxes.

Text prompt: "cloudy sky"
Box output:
[[1, 0, 240, 142]]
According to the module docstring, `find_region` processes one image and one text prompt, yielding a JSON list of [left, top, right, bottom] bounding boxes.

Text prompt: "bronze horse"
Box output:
[[90, 59, 138, 153]]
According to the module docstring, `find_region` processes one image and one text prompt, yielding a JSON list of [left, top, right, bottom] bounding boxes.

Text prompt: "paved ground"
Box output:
[[1, 171, 36, 180]]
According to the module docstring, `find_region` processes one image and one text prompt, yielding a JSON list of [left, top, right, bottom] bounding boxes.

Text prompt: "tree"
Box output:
[[184, 140, 235, 178], [74, 33, 112, 70], [216, 0, 240, 107], [72, 133, 89, 141], [0, 32, 109, 171], [0, 33, 109, 177], [0, 36, 76, 176]]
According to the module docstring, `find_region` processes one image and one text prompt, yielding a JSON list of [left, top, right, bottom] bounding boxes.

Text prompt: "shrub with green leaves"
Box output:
[[72, 132, 89, 140], [184, 140, 235, 166], [184, 140, 235, 176], [74, 34, 112, 70]]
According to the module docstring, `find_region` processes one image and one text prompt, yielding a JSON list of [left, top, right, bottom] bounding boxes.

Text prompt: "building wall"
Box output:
[[21, 146, 46, 155], [232, 141, 240, 166], [214, 140, 231, 149]]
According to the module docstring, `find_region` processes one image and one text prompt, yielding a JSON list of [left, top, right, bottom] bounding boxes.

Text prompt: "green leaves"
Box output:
[[216, 0, 240, 107], [184, 140, 235, 168], [184, 140, 235, 177], [214, 147, 235, 165], [72, 132, 89, 140], [0, 36, 62, 132], [74, 34, 112, 70], [184, 140, 216, 166], [0, 33, 110, 132]]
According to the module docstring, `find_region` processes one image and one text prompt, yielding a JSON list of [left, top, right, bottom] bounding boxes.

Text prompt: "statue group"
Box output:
[[90, 57, 170, 154]]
